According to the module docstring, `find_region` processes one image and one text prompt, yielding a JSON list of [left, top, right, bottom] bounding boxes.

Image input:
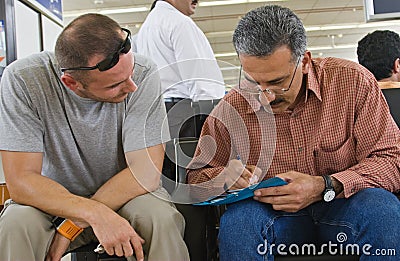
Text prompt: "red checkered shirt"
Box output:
[[187, 57, 400, 198]]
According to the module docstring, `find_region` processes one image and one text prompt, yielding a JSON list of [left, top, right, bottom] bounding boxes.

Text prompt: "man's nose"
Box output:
[[124, 78, 138, 93]]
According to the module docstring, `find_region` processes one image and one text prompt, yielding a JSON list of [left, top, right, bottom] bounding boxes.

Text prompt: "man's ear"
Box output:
[[301, 50, 312, 74], [61, 74, 80, 91], [393, 58, 400, 73]]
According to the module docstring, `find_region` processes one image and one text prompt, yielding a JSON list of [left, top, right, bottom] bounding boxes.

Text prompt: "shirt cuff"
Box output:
[[332, 169, 367, 198]]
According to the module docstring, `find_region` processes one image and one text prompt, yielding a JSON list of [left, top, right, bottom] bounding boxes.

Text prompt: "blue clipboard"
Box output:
[[193, 177, 287, 206]]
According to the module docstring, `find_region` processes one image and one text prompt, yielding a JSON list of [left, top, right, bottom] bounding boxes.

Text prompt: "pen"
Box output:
[[236, 154, 244, 164]]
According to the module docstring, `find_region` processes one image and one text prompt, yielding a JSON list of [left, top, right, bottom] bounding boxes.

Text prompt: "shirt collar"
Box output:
[[306, 58, 322, 102]]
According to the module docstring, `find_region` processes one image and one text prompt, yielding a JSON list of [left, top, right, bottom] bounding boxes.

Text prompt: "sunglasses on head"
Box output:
[[61, 28, 131, 72]]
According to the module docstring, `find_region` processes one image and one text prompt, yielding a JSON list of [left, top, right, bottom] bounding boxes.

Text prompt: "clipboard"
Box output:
[[193, 177, 287, 206]]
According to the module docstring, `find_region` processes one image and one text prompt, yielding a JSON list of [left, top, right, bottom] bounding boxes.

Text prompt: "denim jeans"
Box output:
[[218, 188, 400, 261]]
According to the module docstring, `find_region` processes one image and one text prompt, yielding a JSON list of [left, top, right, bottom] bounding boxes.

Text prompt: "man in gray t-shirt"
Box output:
[[0, 14, 189, 260]]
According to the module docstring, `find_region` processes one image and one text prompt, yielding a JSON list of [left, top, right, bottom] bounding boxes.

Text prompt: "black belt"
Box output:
[[164, 97, 187, 103]]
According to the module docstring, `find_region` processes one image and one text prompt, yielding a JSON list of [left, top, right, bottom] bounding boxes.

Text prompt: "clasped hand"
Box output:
[[253, 171, 325, 212], [46, 209, 145, 261]]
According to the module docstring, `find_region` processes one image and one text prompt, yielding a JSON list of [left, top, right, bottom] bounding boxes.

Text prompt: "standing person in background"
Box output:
[[0, 13, 189, 261], [188, 5, 400, 260], [136, 0, 225, 181], [131, 1, 158, 53], [357, 30, 400, 88]]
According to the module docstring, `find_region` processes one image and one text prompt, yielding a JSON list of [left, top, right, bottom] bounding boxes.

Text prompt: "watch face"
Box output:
[[324, 190, 336, 202]]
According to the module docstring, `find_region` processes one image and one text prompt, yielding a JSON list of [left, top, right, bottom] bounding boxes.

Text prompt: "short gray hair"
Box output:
[[233, 5, 307, 61]]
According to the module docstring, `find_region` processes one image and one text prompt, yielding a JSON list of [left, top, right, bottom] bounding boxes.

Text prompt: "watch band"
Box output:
[[52, 217, 83, 241], [322, 175, 336, 202], [322, 175, 333, 191]]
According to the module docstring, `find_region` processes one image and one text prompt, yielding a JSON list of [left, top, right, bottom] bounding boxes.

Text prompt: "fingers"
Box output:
[[101, 234, 145, 258], [104, 245, 115, 256], [225, 160, 262, 189], [131, 236, 145, 261], [229, 176, 250, 190], [113, 244, 124, 257]]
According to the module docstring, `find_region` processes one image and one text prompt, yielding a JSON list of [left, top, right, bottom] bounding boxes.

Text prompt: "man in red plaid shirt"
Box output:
[[188, 5, 400, 261]]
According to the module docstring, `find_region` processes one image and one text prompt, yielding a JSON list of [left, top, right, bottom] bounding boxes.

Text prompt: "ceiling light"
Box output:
[[307, 44, 357, 51], [215, 52, 237, 58], [199, 0, 286, 7], [63, 6, 149, 18], [305, 20, 400, 32], [99, 7, 148, 15]]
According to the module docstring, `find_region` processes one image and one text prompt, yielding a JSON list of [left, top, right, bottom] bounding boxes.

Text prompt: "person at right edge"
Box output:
[[187, 5, 400, 261], [357, 30, 400, 88], [357, 30, 400, 127]]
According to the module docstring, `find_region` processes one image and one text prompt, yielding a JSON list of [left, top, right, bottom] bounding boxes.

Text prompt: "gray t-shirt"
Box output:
[[0, 51, 169, 196]]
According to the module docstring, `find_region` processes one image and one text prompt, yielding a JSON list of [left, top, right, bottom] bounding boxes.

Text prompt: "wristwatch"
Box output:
[[52, 216, 83, 241], [322, 175, 336, 202]]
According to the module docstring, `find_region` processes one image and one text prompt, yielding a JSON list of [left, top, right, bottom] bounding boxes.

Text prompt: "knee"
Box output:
[[0, 204, 51, 236], [220, 200, 266, 232], [354, 188, 399, 213], [121, 195, 185, 231], [149, 203, 185, 230], [351, 188, 400, 224]]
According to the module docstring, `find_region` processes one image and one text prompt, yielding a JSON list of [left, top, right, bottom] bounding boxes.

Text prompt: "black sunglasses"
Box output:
[[61, 28, 131, 72]]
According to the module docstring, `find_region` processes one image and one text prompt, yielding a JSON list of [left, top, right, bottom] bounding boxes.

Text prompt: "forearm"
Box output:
[[93, 144, 164, 210], [91, 167, 151, 211], [7, 171, 105, 226]]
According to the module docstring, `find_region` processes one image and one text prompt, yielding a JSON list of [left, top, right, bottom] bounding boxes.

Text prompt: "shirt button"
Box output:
[[298, 147, 303, 152]]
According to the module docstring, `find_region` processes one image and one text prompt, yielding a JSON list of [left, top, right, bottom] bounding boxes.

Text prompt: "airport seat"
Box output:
[[381, 87, 400, 127], [171, 137, 221, 261], [67, 242, 126, 261], [191, 98, 221, 134]]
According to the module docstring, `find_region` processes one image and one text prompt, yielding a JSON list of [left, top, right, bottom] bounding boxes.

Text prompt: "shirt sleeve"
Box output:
[[332, 71, 400, 197], [122, 58, 170, 152], [0, 66, 44, 152]]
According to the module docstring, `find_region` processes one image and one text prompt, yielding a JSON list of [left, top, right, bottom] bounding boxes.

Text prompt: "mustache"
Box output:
[[192, 0, 198, 4], [270, 98, 285, 106]]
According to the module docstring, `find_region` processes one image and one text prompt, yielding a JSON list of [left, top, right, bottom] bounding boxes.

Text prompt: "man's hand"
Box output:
[[90, 209, 145, 260], [224, 159, 262, 190], [253, 171, 325, 212], [45, 232, 71, 261]]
